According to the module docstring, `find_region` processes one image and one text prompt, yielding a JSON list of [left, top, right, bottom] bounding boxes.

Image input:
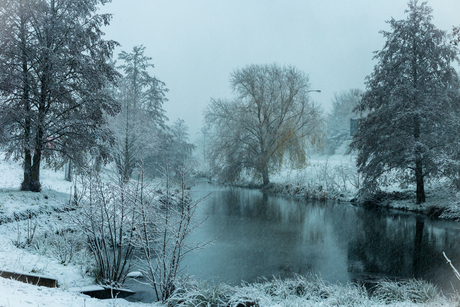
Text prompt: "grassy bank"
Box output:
[[165, 275, 455, 307]]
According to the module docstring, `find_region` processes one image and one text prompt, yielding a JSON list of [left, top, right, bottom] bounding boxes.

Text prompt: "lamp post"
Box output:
[[307, 89, 321, 93]]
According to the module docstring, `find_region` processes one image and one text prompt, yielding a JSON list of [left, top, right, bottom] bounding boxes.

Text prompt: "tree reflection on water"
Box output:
[[184, 180, 460, 294]]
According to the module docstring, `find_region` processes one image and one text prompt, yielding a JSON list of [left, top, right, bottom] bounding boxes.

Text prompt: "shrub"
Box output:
[[135, 161, 208, 302], [70, 168, 136, 285]]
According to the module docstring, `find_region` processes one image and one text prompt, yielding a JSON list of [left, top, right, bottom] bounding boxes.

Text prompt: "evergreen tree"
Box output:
[[351, 0, 460, 203]]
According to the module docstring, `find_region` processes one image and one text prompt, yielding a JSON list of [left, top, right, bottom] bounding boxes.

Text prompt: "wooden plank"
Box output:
[[69, 285, 135, 299], [0, 270, 58, 288]]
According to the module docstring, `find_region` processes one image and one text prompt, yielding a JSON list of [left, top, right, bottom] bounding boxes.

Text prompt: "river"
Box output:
[[126, 178, 460, 302]]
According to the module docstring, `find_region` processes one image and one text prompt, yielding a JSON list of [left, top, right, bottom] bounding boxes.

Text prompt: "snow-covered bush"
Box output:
[[35, 226, 86, 266], [281, 159, 358, 199], [63, 159, 205, 302], [266, 156, 360, 200], [70, 168, 137, 285], [12, 216, 38, 248], [316, 160, 360, 197], [166, 274, 449, 307], [135, 161, 208, 302]]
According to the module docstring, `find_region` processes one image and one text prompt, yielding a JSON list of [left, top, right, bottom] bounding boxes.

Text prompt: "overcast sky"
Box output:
[[99, 0, 460, 138]]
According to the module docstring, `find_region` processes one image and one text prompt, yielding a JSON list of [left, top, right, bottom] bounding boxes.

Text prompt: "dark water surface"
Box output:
[[182, 179, 460, 293], [126, 179, 460, 302]]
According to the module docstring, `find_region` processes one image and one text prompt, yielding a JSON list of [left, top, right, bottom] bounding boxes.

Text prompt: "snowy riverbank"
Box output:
[[0, 156, 153, 307], [263, 150, 460, 221]]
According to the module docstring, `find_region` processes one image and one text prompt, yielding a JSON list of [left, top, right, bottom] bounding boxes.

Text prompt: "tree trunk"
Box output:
[[29, 129, 43, 192], [65, 160, 72, 182], [261, 164, 270, 186], [260, 145, 270, 186], [123, 132, 131, 183], [29, 155, 41, 192], [22, 148, 32, 191], [20, 2, 32, 192], [413, 114, 425, 204], [21, 97, 32, 190]]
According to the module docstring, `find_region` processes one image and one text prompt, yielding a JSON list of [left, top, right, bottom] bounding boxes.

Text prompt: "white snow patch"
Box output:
[[127, 271, 143, 278]]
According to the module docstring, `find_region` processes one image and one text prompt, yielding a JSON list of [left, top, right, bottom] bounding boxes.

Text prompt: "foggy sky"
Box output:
[[99, 0, 460, 138]]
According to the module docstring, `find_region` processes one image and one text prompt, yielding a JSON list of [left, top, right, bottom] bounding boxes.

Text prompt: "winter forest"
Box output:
[[1, 0, 460, 306]]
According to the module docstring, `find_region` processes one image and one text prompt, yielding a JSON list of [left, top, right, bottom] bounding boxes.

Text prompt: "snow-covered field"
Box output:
[[1, 152, 459, 306]]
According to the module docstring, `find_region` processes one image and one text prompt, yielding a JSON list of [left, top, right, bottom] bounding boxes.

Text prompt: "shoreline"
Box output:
[[222, 179, 460, 222]]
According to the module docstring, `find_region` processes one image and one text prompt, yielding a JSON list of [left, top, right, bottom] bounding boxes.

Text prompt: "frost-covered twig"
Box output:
[[443, 251, 460, 281]]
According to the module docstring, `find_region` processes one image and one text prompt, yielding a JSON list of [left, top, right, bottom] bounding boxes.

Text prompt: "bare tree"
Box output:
[[205, 63, 325, 185]]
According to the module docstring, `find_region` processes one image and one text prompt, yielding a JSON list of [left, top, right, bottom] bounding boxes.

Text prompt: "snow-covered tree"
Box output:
[[0, 0, 119, 191], [328, 89, 362, 135], [194, 126, 211, 173], [324, 89, 362, 154], [452, 25, 460, 46], [205, 63, 325, 185], [146, 118, 195, 179], [350, 0, 460, 203], [110, 45, 168, 182], [169, 119, 195, 165]]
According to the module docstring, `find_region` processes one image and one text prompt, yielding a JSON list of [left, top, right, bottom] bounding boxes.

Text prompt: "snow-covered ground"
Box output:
[[1, 151, 459, 306], [270, 152, 359, 200], [0, 155, 158, 307]]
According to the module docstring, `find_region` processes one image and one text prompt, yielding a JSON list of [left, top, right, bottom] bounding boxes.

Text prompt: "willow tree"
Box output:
[[205, 63, 324, 186], [350, 1, 460, 203]]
